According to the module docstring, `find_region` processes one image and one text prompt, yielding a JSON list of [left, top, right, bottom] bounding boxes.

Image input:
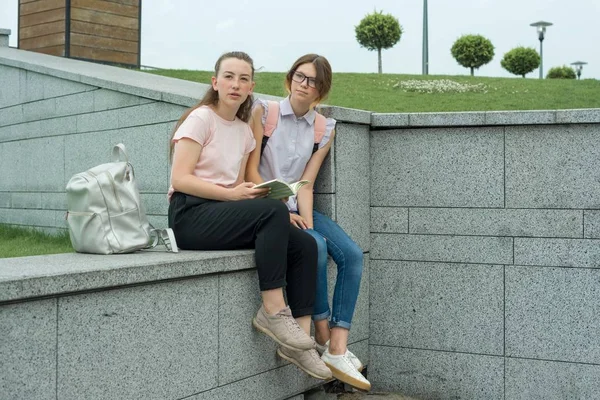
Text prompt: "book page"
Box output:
[[289, 180, 310, 193], [253, 179, 288, 190], [253, 179, 311, 199], [253, 179, 293, 199]]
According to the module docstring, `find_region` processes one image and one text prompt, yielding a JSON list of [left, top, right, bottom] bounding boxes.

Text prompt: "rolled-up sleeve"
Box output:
[[318, 117, 337, 149], [252, 98, 269, 127]]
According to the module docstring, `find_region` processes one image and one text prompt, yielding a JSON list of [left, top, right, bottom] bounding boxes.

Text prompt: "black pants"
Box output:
[[168, 192, 318, 317]]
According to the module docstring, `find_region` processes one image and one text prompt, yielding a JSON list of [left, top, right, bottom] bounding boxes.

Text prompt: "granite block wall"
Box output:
[[0, 260, 348, 400], [369, 123, 600, 399], [0, 299, 57, 400]]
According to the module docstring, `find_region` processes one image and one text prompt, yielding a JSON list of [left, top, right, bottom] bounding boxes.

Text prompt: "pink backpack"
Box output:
[[261, 100, 327, 155]]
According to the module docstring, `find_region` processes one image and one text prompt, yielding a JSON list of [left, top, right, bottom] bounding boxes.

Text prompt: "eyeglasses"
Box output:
[[291, 71, 317, 88]]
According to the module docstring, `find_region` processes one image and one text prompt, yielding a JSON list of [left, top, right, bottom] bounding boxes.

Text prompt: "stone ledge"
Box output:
[[371, 109, 600, 128], [0, 249, 255, 303], [319, 105, 371, 124]]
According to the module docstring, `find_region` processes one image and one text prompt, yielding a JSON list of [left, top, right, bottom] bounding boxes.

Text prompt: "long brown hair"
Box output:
[[285, 54, 332, 104], [170, 51, 255, 159]]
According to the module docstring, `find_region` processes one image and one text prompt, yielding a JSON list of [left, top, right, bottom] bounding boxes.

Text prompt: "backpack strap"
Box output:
[[149, 226, 178, 252], [263, 100, 280, 137], [111, 143, 129, 162], [313, 113, 327, 145], [261, 102, 327, 155]]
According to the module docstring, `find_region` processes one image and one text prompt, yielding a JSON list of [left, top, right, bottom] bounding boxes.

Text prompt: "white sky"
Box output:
[[1, 0, 598, 79]]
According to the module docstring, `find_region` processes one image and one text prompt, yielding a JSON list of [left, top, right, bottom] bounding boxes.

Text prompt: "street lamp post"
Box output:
[[571, 61, 588, 80], [422, 0, 429, 75], [530, 21, 553, 79]]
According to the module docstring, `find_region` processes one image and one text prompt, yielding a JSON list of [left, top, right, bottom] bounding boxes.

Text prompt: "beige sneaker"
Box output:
[[277, 346, 333, 380], [321, 349, 371, 391], [252, 305, 314, 351], [313, 338, 364, 372]]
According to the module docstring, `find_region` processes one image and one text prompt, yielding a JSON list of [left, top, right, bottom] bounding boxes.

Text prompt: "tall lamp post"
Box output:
[[422, 0, 429, 75], [571, 61, 588, 80], [530, 21, 553, 79]]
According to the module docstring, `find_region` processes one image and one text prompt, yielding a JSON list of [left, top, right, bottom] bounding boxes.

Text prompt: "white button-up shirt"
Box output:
[[256, 97, 336, 212]]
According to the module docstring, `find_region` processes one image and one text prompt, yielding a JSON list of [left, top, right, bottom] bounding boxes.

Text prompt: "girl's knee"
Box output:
[[267, 198, 289, 214], [313, 235, 327, 260], [344, 243, 364, 275], [303, 230, 327, 266], [347, 242, 363, 264], [260, 199, 289, 222]]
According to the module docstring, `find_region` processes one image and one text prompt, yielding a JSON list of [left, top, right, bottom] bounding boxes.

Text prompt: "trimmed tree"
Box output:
[[355, 10, 402, 74], [450, 34, 495, 76], [546, 65, 576, 79], [501, 47, 540, 78]]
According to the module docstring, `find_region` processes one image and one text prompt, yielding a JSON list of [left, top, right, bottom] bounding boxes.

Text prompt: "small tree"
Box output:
[[450, 34, 495, 76], [355, 10, 402, 74], [546, 65, 576, 79], [501, 47, 540, 78]]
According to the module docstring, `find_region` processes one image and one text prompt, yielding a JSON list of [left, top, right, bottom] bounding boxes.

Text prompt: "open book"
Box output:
[[253, 179, 310, 200]]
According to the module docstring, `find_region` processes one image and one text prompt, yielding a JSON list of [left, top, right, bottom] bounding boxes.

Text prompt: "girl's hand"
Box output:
[[228, 182, 269, 201], [290, 213, 308, 229]]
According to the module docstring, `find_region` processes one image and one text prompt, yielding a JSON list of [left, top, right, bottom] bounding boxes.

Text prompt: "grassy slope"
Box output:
[[0, 225, 73, 258], [147, 70, 600, 113]]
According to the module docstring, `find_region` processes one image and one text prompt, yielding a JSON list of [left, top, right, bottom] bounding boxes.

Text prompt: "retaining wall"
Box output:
[[2, 46, 600, 399]]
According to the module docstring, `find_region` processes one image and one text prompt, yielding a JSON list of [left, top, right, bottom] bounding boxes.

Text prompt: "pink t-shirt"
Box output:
[[168, 106, 256, 200]]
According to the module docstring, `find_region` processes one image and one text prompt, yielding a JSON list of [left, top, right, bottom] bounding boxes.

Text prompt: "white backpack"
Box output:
[[66, 143, 177, 254]]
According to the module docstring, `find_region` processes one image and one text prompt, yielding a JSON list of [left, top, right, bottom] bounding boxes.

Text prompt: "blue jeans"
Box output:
[[303, 210, 363, 330]]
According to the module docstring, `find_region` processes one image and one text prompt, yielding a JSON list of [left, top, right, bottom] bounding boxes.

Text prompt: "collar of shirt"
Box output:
[[280, 96, 316, 125]]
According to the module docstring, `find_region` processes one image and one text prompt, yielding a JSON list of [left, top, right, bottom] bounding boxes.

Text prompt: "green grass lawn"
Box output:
[[147, 70, 600, 113], [0, 224, 73, 259]]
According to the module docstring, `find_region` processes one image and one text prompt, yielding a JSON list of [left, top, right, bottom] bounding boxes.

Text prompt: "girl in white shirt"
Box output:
[[247, 54, 370, 391]]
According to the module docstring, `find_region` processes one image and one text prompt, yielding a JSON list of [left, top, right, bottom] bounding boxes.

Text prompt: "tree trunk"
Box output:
[[378, 48, 382, 74], [470, 67, 474, 76]]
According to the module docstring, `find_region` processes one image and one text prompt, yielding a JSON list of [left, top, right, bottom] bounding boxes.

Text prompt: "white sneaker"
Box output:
[[313, 338, 364, 372], [321, 349, 371, 392]]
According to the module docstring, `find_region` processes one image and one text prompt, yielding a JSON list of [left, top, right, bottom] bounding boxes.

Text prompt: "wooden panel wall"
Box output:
[[18, 0, 141, 66], [19, 0, 67, 56], [69, 0, 140, 66]]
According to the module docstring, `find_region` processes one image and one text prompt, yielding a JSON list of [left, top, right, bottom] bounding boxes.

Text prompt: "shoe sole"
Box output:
[[276, 348, 333, 380], [323, 361, 371, 392], [252, 318, 313, 351]]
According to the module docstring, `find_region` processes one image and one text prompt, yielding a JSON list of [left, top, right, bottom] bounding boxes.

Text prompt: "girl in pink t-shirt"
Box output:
[[168, 51, 330, 380]]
